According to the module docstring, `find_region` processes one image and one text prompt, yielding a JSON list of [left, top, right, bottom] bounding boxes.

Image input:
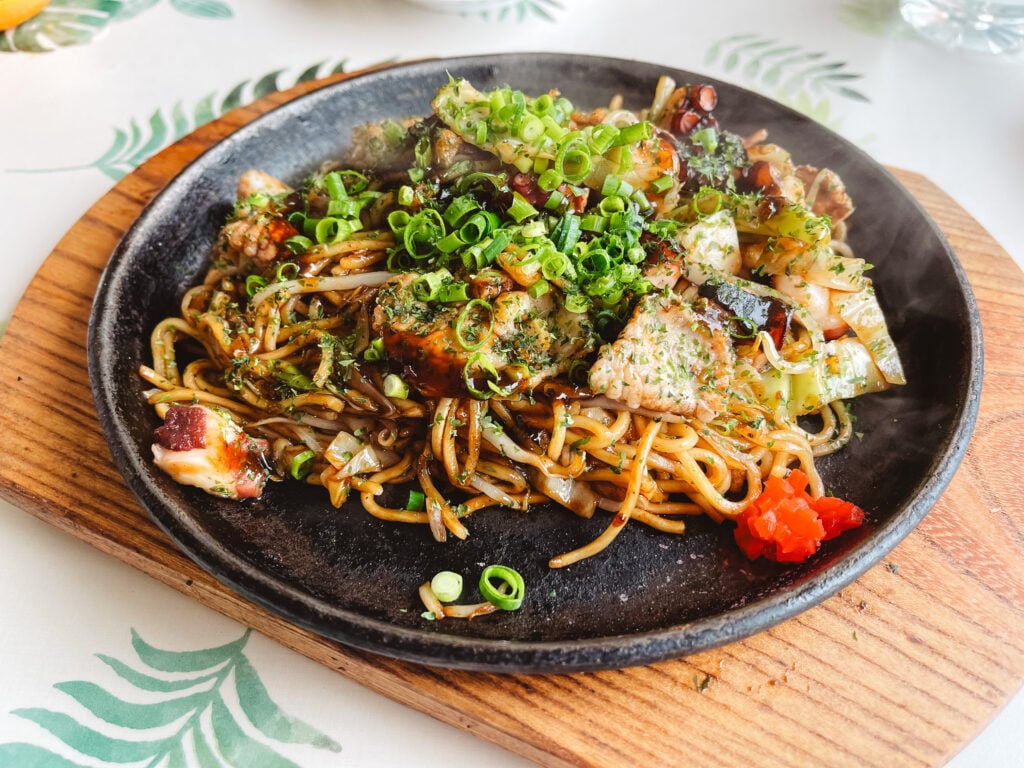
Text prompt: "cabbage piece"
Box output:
[[742, 241, 868, 292], [834, 287, 906, 385], [789, 337, 890, 416], [324, 430, 381, 478], [731, 197, 832, 246]]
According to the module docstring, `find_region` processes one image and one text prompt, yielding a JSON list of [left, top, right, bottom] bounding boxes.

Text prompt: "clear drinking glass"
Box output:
[[899, 0, 1024, 56]]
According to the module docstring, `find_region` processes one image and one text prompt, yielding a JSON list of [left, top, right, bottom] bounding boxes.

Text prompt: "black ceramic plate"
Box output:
[[88, 54, 982, 673]]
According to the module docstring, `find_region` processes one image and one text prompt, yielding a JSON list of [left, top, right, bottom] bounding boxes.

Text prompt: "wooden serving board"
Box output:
[[2, 69, 1023, 768]]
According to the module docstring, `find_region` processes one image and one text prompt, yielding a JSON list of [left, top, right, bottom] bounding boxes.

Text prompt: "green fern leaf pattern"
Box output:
[[705, 35, 870, 104], [0, 629, 341, 768], [839, 0, 909, 37], [9, 59, 348, 180], [0, 743, 90, 767], [480, 0, 563, 21], [0, 0, 231, 53], [169, 0, 233, 19]]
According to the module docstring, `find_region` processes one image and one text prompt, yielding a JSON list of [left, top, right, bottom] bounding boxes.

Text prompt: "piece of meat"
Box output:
[[345, 117, 418, 170], [588, 292, 735, 421], [220, 210, 298, 265], [795, 165, 854, 225], [152, 404, 270, 500]]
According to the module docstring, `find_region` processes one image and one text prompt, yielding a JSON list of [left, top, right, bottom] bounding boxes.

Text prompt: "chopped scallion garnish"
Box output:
[[289, 450, 316, 481], [479, 565, 525, 611], [430, 571, 464, 603]]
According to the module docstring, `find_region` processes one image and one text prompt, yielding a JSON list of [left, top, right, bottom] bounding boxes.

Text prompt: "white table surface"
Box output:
[[1, 1, 1022, 765]]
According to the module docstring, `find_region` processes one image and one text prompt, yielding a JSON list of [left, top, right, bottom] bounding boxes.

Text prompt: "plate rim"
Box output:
[[87, 52, 984, 672]]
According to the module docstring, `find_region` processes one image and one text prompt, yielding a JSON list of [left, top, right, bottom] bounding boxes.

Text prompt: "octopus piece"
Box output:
[[744, 143, 806, 204], [648, 76, 719, 136], [151, 404, 270, 500], [795, 165, 854, 226], [588, 291, 735, 422], [372, 274, 595, 398]]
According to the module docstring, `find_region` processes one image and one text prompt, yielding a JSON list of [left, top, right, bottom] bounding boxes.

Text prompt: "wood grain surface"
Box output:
[[1, 69, 1023, 768]]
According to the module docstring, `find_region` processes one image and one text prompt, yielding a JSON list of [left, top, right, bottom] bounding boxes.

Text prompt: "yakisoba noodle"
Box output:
[[140, 75, 904, 574]]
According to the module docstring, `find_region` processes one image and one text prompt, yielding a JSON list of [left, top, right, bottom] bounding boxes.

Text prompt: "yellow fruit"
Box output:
[[0, 0, 50, 31]]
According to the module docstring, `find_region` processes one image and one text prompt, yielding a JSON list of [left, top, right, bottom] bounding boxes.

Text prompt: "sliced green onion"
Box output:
[[339, 170, 370, 194], [276, 262, 300, 281], [544, 188, 566, 211], [519, 114, 544, 143], [436, 231, 465, 254], [589, 123, 620, 154], [383, 373, 410, 400], [382, 120, 406, 144], [462, 352, 500, 399], [324, 171, 348, 200], [284, 235, 312, 254], [480, 230, 510, 264], [727, 315, 758, 339], [479, 565, 525, 611], [437, 282, 470, 303], [387, 210, 411, 232], [363, 337, 385, 361], [397, 185, 415, 207], [327, 198, 361, 218], [403, 209, 446, 260], [551, 212, 582, 254], [564, 292, 590, 313], [455, 299, 494, 351], [533, 92, 554, 115], [692, 126, 719, 153], [315, 217, 340, 244], [650, 174, 675, 193], [430, 571, 464, 603], [508, 192, 539, 223], [542, 115, 569, 141], [289, 449, 317, 480], [555, 135, 592, 184], [601, 175, 633, 198], [455, 211, 492, 246], [242, 192, 270, 210], [631, 189, 653, 215], [580, 248, 613, 276], [580, 214, 607, 234], [444, 195, 480, 228], [528, 279, 550, 298], [612, 120, 653, 146], [411, 268, 452, 302], [245, 274, 268, 297], [465, 118, 484, 144], [541, 250, 572, 281], [537, 169, 564, 192], [272, 361, 315, 391], [692, 187, 724, 217], [598, 195, 626, 216], [520, 219, 547, 239], [405, 489, 426, 511]]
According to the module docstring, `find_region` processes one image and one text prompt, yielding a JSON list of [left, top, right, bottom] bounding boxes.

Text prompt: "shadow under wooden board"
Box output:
[[1, 67, 1022, 768]]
